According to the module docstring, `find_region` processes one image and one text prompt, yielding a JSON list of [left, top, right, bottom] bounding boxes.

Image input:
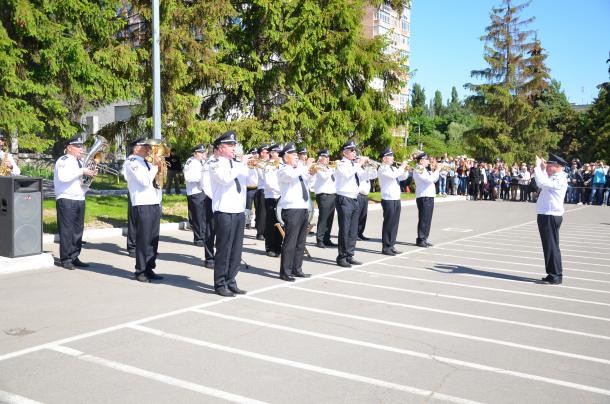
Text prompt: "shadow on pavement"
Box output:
[[430, 263, 539, 283]]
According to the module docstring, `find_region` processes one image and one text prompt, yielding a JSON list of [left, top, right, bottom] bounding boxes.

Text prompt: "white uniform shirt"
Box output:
[[0, 151, 20, 175], [335, 157, 362, 199], [413, 166, 440, 198], [263, 164, 281, 199], [358, 167, 378, 196], [209, 157, 250, 213], [534, 166, 568, 216], [378, 164, 409, 200], [278, 164, 312, 210], [183, 156, 204, 196], [247, 167, 258, 188], [53, 154, 88, 200], [313, 168, 336, 194], [124, 155, 162, 206], [201, 158, 213, 197], [256, 165, 266, 189]]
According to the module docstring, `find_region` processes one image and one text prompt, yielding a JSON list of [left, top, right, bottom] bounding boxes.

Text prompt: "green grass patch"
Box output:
[[43, 194, 188, 234]]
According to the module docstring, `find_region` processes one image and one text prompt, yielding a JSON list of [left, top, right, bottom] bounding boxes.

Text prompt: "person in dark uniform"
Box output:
[[208, 130, 254, 297], [535, 153, 568, 285], [254, 144, 270, 240], [263, 144, 283, 257], [413, 153, 440, 248], [312, 149, 337, 248], [124, 138, 163, 282], [277, 142, 314, 281], [183, 144, 207, 246], [377, 148, 409, 255], [164, 148, 182, 194], [53, 135, 97, 269], [334, 140, 368, 267]]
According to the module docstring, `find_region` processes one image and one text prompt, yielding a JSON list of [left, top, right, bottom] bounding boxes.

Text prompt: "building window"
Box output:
[[401, 18, 409, 32]]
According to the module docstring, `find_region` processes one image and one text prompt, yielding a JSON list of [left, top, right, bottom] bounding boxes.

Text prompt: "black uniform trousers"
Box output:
[[537, 214, 563, 281], [133, 204, 161, 276], [381, 199, 401, 251], [246, 188, 256, 210], [280, 209, 309, 277], [416, 196, 434, 244], [187, 192, 206, 244], [213, 211, 245, 290], [356, 193, 369, 237], [126, 192, 136, 253], [203, 196, 215, 261], [336, 195, 359, 262], [56, 198, 85, 265], [264, 197, 283, 254], [254, 189, 267, 237], [316, 193, 336, 244]]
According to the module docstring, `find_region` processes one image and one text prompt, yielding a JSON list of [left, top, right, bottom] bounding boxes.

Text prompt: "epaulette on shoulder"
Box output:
[[128, 157, 137, 162], [60, 155, 69, 160]]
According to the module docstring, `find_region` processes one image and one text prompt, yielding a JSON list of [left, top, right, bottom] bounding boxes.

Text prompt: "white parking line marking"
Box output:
[[453, 239, 610, 255], [0, 390, 43, 404], [47, 345, 266, 403], [128, 325, 484, 404], [243, 296, 610, 365], [451, 242, 610, 262], [442, 228, 474, 232], [291, 284, 610, 340], [192, 309, 610, 397]]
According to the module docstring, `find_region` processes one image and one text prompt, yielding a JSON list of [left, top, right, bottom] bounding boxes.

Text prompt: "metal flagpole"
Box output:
[[152, 0, 161, 140]]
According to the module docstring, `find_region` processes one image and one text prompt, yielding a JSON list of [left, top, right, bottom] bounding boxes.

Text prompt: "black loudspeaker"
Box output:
[[0, 176, 43, 258]]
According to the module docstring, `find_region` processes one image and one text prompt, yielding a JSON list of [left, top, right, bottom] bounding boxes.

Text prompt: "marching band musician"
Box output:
[[201, 146, 216, 269], [277, 142, 314, 281], [297, 146, 309, 167], [183, 144, 208, 247], [254, 144, 270, 240], [312, 149, 337, 249], [378, 148, 409, 255], [413, 153, 440, 248], [355, 154, 377, 241], [0, 132, 21, 176], [245, 147, 259, 230], [53, 135, 96, 269], [208, 130, 253, 297], [335, 140, 368, 267], [124, 138, 163, 282], [122, 145, 136, 258], [535, 153, 568, 285], [263, 144, 283, 257]]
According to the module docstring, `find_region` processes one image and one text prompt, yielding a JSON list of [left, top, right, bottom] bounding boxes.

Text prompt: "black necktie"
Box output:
[[144, 159, 150, 170], [391, 166, 400, 186], [352, 161, 360, 186], [77, 159, 82, 168], [331, 173, 335, 182], [230, 159, 241, 193], [299, 175, 308, 201]]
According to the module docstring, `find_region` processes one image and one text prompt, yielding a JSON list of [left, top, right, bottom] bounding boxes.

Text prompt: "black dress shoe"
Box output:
[[391, 248, 402, 254], [279, 274, 296, 282], [62, 261, 75, 270], [416, 242, 429, 248], [347, 258, 362, 265], [146, 271, 164, 280], [266, 251, 279, 257], [256, 234, 265, 241], [194, 241, 205, 247], [228, 285, 247, 294], [381, 249, 396, 256], [336, 260, 352, 268], [72, 258, 89, 268], [541, 276, 562, 285], [136, 274, 151, 283], [215, 288, 235, 297], [324, 241, 338, 248], [358, 234, 371, 241], [203, 260, 215, 269], [128, 251, 136, 258], [293, 271, 311, 278], [316, 242, 326, 248], [425, 241, 434, 247]]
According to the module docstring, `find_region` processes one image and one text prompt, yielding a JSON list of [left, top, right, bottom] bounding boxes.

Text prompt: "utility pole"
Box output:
[[152, 0, 161, 140]]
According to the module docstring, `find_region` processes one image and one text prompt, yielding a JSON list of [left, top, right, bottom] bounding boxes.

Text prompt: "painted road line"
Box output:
[[450, 242, 610, 262], [0, 390, 43, 404]]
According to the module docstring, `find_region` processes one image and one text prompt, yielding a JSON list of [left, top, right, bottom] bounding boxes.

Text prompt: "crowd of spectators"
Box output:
[[418, 154, 610, 206]]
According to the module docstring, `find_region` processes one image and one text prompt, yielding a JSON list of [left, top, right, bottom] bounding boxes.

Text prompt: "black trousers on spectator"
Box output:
[[133, 204, 161, 276], [164, 169, 181, 194], [254, 189, 266, 236], [264, 197, 282, 254], [187, 192, 206, 244], [416, 197, 434, 244], [126, 192, 136, 253], [381, 199, 401, 251], [213, 211, 244, 290], [357, 193, 369, 237], [537, 214, 563, 281], [316, 193, 336, 244], [280, 209, 309, 277], [56, 198, 85, 265], [336, 195, 359, 262], [203, 196, 215, 261]]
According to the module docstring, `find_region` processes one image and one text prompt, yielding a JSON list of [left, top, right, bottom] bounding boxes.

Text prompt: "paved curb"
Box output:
[[0, 253, 55, 275]]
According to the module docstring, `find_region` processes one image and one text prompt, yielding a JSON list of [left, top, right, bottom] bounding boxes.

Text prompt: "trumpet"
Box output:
[[145, 139, 171, 189], [362, 159, 381, 169], [247, 158, 280, 169], [309, 160, 338, 174]]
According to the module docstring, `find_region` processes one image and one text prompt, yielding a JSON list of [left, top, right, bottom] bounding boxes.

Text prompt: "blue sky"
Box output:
[[409, 0, 610, 105]]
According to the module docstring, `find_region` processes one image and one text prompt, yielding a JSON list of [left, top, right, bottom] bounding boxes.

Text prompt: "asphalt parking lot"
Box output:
[[1, 199, 609, 403]]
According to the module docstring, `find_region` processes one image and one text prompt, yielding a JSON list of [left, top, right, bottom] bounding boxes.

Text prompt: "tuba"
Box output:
[[82, 136, 110, 186]]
